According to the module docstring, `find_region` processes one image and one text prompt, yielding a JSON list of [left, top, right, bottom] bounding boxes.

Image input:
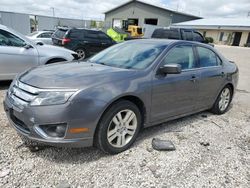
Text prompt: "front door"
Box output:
[[84, 30, 104, 55], [232, 32, 242, 46], [0, 29, 38, 80], [151, 44, 199, 123]]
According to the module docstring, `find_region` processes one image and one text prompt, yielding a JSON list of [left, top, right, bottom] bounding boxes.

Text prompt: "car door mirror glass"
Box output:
[[24, 43, 34, 49], [159, 64, 181, 75]]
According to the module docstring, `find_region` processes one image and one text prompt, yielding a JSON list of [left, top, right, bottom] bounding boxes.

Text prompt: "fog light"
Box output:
[[40, 123, 67, 138]]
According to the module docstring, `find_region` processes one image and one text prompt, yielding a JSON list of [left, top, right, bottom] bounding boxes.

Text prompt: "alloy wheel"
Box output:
[[219, 88, 231, 111], [76, 49, 86, 60], [107, 109, 137, 148]]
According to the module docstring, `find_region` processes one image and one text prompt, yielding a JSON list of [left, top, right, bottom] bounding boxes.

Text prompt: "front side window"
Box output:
[[197, 47, 219, 67], [85, 30, 99, 39], [90, 42, 167, 70], [69, 30, 83, 39], [0, 29, 26, 47], [182, 31, 193, 41], [193, 32, 204, 42], [162, 45, 195, 70]]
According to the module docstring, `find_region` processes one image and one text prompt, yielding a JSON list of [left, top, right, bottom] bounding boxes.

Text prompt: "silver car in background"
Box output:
[[26, 31, 54, 45], [0, 24, 78, 81]]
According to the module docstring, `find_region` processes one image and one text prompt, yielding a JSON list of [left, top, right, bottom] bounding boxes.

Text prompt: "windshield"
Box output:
[[90, 41, 167, 70]]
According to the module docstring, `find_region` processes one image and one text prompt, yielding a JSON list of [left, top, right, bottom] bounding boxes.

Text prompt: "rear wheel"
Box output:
[[95, 100, 141, 154], [211, 86, 232, 114], [76, 48, 86, 60]]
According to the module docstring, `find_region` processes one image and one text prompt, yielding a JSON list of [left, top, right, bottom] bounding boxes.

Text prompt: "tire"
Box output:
[[95, 100, 142, 154], [75, 48, 86, 60], [210, 85, 233, 115]]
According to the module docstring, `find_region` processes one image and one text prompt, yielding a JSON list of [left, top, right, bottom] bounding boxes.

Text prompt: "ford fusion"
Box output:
[[4, 39, 238, 154]]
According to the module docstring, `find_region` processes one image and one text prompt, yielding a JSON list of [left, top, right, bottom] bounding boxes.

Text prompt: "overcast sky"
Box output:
[[0, 0, 250, 20]]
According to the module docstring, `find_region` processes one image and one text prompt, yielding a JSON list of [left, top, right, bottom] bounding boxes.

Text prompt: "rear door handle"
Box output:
[[101, 42, 107, 45]]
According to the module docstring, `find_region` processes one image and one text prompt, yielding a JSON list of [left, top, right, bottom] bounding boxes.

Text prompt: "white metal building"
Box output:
[[173, 18, 250, 46]]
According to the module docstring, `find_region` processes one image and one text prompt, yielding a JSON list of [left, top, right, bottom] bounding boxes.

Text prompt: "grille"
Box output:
[[8, 80, 39, 106]]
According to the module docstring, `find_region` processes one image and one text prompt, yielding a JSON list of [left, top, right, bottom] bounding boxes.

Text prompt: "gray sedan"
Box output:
[[4, 39, 239, 154], [0, 24, 78, 81]]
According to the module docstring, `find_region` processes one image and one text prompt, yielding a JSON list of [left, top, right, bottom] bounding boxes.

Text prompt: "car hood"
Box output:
[[19, 62, 137, 89], [35, 44, 76, 55]]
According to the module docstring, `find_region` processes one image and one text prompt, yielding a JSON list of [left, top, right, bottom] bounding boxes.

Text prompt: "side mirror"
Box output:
[[159, 64, 181, 75], [24, 44, 34, 49], [36, 41, 44, 46]]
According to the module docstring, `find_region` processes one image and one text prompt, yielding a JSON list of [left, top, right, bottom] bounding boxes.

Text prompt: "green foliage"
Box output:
[[90, 20, 97, 28], [205, 37, 214, 43]]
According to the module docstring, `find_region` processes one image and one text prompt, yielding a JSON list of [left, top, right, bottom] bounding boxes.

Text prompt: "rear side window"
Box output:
[[69, 30, 84, 39], [38, 32, 52, 38], [152, 29, 179, 39], [53, 29, 67, 39], [193, 32, 204, 42], [85, 30, 99, 39], [197, 47, 220, 67], [162, 45, 195, 70]]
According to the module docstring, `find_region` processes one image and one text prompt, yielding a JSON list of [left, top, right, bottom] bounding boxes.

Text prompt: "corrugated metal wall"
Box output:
[[37, 16, 92, 30], [0, 11, 98, 34], [0, 12, 30, 34]]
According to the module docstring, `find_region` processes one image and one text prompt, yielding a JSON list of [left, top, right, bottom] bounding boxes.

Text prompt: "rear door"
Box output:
[[0, 29, 38, 80], [195, 46, 225, 109], [151, 44, 200, 122]]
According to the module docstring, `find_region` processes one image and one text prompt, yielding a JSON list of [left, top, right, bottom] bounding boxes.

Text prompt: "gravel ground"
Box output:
[[0, 45, 250, 188]]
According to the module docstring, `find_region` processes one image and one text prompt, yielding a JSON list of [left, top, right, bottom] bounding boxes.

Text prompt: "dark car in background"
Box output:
[[152, 27, 207, 43], [52, 27, 116, 59], [4, 40, 238, 154]]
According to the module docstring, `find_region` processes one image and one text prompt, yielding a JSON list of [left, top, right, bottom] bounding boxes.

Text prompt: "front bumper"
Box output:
[[3, 95, 94, 148]]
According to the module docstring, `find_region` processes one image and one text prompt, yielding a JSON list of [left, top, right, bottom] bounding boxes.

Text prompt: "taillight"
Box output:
[[62, 38, 71, 45]]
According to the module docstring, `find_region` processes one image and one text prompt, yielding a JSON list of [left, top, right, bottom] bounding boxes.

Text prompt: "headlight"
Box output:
[[30, 91, 75, 106]]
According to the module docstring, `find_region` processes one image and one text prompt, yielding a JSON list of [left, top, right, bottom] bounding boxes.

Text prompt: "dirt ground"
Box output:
[[0, 45, 249, 188]]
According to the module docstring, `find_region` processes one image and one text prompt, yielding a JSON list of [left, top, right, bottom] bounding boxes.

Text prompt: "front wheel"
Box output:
[[95, 100, 142, 154], [210, 86, 233, 115]]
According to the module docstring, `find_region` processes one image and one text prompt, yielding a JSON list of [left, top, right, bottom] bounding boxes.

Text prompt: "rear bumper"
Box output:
[[3, 95, 94, 148]]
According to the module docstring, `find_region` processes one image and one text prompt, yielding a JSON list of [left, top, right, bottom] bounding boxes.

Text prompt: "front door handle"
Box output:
[[190, 75, 196, 83]]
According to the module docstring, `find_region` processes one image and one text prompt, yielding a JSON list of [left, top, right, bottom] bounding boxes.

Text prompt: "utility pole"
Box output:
[[51, 7, 55, 17], [248, 11, 250, 17]]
